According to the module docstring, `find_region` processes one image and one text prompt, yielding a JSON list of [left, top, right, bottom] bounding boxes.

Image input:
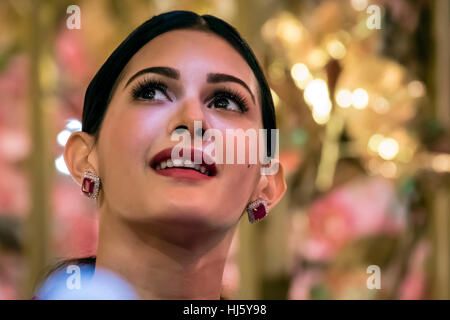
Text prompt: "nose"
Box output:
[[173, 125, 205, 138], [167, 97, 207, 139]]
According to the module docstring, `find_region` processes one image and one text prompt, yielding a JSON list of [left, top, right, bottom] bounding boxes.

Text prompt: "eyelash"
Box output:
[[208, 88, 249, 113], [131, 79, 249, 113], [131, 79, 169, 101]]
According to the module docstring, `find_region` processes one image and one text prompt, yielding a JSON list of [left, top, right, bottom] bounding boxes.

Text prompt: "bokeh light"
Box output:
[[291, 63, 310, 82], [326, 39, 346, 59], [336, 89, 353, 108], [304, 79, 329, 106], [408, 80, 426, 98], [351, 0, 368, 11], [368, 134, 385, 153], [352, 88, 369, 109], [378, 138, 399, 160]]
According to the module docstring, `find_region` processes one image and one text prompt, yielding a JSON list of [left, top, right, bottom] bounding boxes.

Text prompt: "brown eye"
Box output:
[[138, 87, 165, 100], [132, 79, 171, 102], [207, 90, 248, 113], [211, 96, 240, 112]]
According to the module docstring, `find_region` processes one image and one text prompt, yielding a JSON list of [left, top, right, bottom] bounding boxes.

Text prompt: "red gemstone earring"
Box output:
[[81, 171, 101, 200], [246, 198, 268, 224]]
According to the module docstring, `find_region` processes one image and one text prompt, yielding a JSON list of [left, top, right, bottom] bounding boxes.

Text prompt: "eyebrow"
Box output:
[[207, 73, 255, 103], [124, 66, 255, 103], [125, 66, 180, 88]]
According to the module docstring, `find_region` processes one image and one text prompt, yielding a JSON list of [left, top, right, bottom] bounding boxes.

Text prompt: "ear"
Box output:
[[63, 131, 99, 186], [252, 159, 287, 211]]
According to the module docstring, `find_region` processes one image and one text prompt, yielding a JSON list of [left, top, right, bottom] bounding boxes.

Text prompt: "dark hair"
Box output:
[[82, 10, 276, 157]]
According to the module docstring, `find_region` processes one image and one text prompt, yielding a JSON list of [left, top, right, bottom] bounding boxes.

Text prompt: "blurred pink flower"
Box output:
[[56, 27, 92, 83], [0, 128, 30, 163], [399, 272, 426, 300], [52, 176, 98, 257], [325, 267, 376, 299], [53, 213, 98, 257], [0, 253, 24, 300], [0, 283, 18, 300], [52, 176, 95, 218], [399, 240, 429, 299], [302, 177, 405, 261], [288, 269, 322, 300], [0, 56, 28, 130], [55, 27, 92, 117], [301, 237, 336, 261], [0, 163, 29, 216]]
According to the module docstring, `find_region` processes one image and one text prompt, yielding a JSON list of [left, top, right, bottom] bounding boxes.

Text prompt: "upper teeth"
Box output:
[[156, 159, 209, 175]]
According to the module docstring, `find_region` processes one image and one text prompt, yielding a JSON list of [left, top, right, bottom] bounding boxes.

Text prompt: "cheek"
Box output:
[[227, 163, 259, 187], [220, 163, 260, 216], [207, 117, 262, 197], [102, 108, 164, 161], [98, 106, 165, 176], [206, 116, 265, 167], [97, 106, 170, 214]]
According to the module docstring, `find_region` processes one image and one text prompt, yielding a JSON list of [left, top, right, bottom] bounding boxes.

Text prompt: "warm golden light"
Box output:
[[312, 111, 330, 125], [261, 18, 277, 41], [367, 158, 379, 176], [351, 0, 368, 11], [271, 89, 280, 108], [307, 49, 328, 69], [431, 153, 450, 173], [312, 99, 332, 116], [290, 63, 310, 82], [304, 79, 329, 106], [293, 74, 313, 90], [352, 88, 369, 109], [371, 96, 390, 114], [326, 40, 346, 59], [379, 161, 397, 178], [378, 138, 399, 160], [304, 79, 332, 125], [277, 16, 303, 44], [407, 80, 426, 98], [368, 134, 385, 153], [336, 89, 352, 108], [268, 60, 285, 82]]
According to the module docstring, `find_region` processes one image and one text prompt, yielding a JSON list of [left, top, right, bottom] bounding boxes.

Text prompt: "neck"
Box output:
[[94, 207, 237, 300]]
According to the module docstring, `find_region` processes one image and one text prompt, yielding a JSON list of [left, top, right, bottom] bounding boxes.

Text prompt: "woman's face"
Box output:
[[95, 29, 266, 229]]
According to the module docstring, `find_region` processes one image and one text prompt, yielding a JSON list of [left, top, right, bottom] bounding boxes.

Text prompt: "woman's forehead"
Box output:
[[123, 29, 257, 89]]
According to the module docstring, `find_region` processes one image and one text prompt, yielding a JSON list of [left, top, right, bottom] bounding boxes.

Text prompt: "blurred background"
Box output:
[[0, 0, 449, 300]]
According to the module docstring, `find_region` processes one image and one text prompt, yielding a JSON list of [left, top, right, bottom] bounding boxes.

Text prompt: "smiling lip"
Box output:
[[149, 147, 217, 180]]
